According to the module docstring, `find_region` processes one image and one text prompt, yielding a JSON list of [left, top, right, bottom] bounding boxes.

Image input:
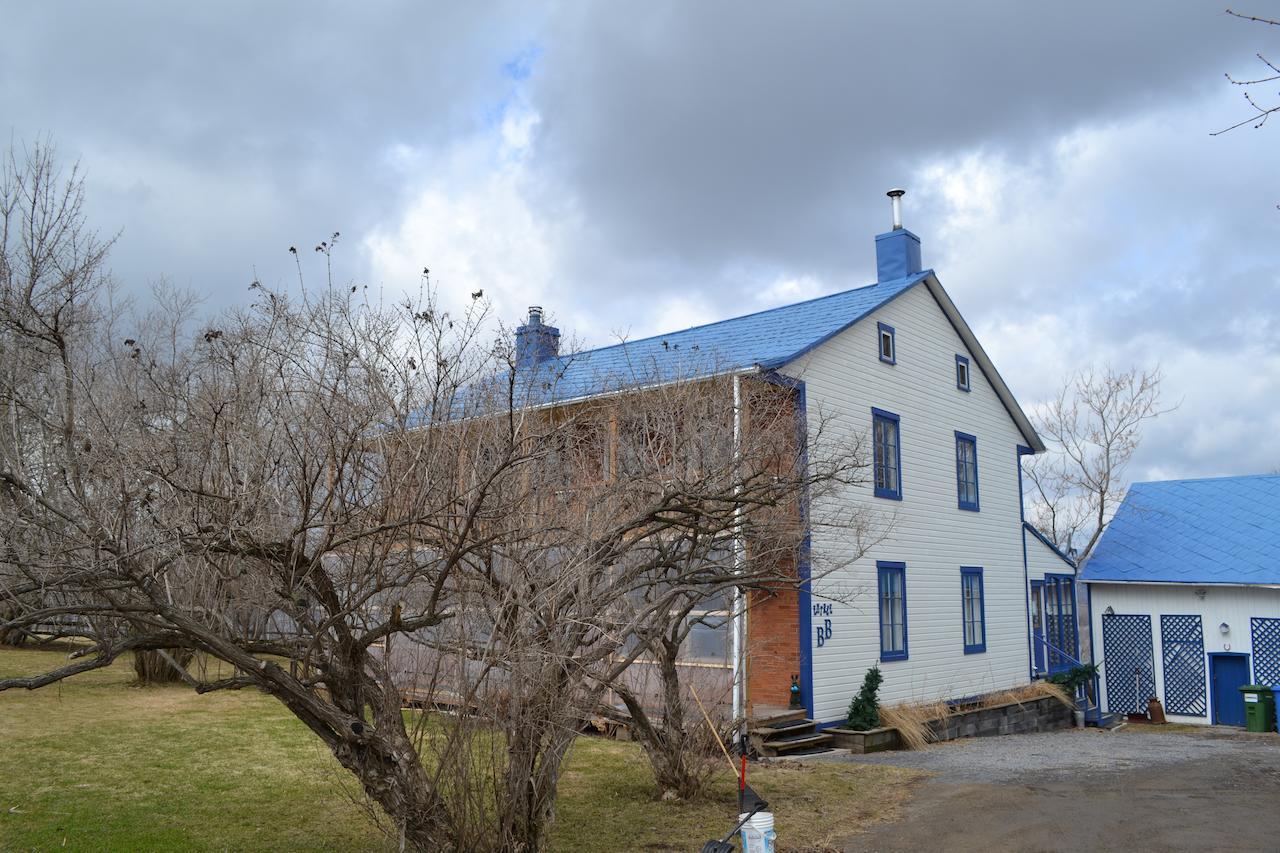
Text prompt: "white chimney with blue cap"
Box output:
[[875, 188, 922, 282]]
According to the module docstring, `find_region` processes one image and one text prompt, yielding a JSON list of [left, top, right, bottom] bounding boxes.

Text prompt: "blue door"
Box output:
[[1210, 654, 1250, 726]]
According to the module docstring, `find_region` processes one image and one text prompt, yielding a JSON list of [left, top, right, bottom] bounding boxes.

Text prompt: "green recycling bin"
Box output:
[[1239, 685, 1276, 733]]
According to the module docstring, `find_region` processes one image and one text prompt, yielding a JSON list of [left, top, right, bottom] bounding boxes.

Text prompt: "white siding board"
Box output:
[[1087, 582, 1280, 725], [1026, 532, 1074, 582], [782, 282, 1032, 722]]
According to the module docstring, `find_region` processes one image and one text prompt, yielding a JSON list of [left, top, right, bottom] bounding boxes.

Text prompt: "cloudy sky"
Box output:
[[3, 1, 1278, 479]]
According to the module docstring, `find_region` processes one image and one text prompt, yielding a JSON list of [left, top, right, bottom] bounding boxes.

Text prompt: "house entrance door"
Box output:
[[1030, 581, 1045, 674], [1210, 654, 1250, 726]]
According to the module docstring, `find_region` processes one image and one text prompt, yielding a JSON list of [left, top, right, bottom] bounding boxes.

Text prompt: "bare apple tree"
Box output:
[[0, 141, 882, 849], [583, 371, 879, 801], [1024, 365, 1170, 560]]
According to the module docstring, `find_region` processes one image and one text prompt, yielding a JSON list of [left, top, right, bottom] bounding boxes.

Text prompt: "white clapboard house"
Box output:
[[1081, 475, 1280, 726], [515, 192, 1067, 731]]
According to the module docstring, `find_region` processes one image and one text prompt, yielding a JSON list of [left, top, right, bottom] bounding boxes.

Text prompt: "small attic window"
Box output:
[[877, 322, 896, 365], [955, 354, 971, 392]]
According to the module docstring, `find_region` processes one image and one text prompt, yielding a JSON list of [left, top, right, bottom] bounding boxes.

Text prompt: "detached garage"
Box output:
[[1081, 475, 1280, 726]]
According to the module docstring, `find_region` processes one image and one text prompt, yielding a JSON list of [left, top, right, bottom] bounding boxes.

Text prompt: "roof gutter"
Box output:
[[1078, 578, 1280, 589]]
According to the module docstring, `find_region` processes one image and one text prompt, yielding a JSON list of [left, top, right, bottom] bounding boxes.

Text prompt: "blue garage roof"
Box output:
[[1080, 475, 1280, 585]]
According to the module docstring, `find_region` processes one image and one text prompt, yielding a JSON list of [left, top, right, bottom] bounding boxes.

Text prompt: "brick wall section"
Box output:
[[746, 583, 801, 713]]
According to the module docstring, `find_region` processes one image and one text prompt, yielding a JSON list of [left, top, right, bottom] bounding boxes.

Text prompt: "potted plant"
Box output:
[[1048, 662, 1103, 725], [827, 666, 901, 753]]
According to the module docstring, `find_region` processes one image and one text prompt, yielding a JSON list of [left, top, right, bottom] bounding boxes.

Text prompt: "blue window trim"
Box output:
[[872, 407, 903, 501], [877, 561, 908, 661], [960, 566, 986, 654], [955, 354, 971, 391], [877, 322, 896, 365], [954, 430, 980, 511]]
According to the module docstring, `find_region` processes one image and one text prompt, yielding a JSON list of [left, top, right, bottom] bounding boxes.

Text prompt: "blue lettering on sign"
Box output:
[[815, 617, 833, 647], [812, 603, 833, 617]]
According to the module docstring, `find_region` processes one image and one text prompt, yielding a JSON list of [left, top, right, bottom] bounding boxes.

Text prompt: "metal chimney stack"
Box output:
[[887, 188, 906, 230]]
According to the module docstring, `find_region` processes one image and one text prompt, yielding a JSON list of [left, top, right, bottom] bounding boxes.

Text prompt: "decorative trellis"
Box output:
[[1252, 618, 1280, 686], [1102, 614, 1155, 715], [1160, 615, 1206, 716]]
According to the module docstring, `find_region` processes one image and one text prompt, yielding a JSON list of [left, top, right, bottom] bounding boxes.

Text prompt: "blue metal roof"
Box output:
[[1080, 475, 1280, 585], [523, 271, 930, 402]]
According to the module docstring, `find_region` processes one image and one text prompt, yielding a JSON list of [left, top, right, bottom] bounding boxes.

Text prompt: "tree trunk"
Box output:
[[331, 733, 450, 851], [0, 601, 29, 646], [309, 669, 456, 852], [497, 672, 579, 851], [132, 648, 195, 684], [616, 651, 716, 802]]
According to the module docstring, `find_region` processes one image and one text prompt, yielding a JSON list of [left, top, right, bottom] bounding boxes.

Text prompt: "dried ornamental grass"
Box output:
[[878, 681, 1074, 752], [979, 680, 1074, 710], [879, 700, 950, 751]]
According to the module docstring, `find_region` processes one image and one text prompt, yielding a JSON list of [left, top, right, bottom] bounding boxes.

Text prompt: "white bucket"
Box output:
[[739, 810, 776, 853]]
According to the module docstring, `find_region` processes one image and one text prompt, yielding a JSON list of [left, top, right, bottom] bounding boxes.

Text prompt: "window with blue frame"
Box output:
[[955, 354, 971, 391], [954, 431, 979, 511], [961, 567, 986, 654], [877, 322, 896, 364], [872, 409, 902, 500], [878, 561, 907, 660]]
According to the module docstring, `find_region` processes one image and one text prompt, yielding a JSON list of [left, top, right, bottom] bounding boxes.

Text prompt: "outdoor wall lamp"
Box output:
[[1220, 622, 1230, 635], [1103, 606, 1115, 617]]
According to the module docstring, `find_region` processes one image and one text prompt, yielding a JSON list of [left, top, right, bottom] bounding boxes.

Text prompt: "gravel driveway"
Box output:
[[842, 726, 1280, 852]]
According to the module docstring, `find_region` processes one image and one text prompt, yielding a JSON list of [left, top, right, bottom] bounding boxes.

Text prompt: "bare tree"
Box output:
[[1213, 10, 1280, 137], [0, 137, 117, 648], [586, 374, 878, 800], [0, 141, 880, 848], [1024, 365, 1170, 560]]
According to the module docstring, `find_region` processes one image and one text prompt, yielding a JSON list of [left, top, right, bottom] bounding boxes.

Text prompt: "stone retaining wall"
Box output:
[[929, 696, 1074, 742]]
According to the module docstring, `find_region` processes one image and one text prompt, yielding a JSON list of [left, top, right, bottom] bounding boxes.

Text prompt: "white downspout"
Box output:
[[731, 373, 746, 735]]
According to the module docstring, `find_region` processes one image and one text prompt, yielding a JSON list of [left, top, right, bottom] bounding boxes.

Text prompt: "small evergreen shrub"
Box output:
[[846, 664, 883, 730]]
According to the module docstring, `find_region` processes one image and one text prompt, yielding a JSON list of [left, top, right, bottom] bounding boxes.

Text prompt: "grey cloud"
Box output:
[[2, 2, 1277, 479], [2, 1, 543, 300], [527, 2, 1259, 285]]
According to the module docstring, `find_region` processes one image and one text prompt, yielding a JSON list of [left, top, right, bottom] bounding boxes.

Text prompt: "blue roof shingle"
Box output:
[[1080, 475, 1280, 585], [526, 271, 929, 402]]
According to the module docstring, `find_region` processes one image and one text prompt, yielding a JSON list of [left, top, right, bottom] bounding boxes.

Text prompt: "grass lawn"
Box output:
[[0, 646, 922, 851]]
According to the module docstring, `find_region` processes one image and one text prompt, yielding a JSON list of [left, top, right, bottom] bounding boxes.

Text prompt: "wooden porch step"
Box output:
[[749, 718, 816, 739], [759, 732, 834, 757], [748, 711, 836, 757], [751, 709, 809, 729]]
